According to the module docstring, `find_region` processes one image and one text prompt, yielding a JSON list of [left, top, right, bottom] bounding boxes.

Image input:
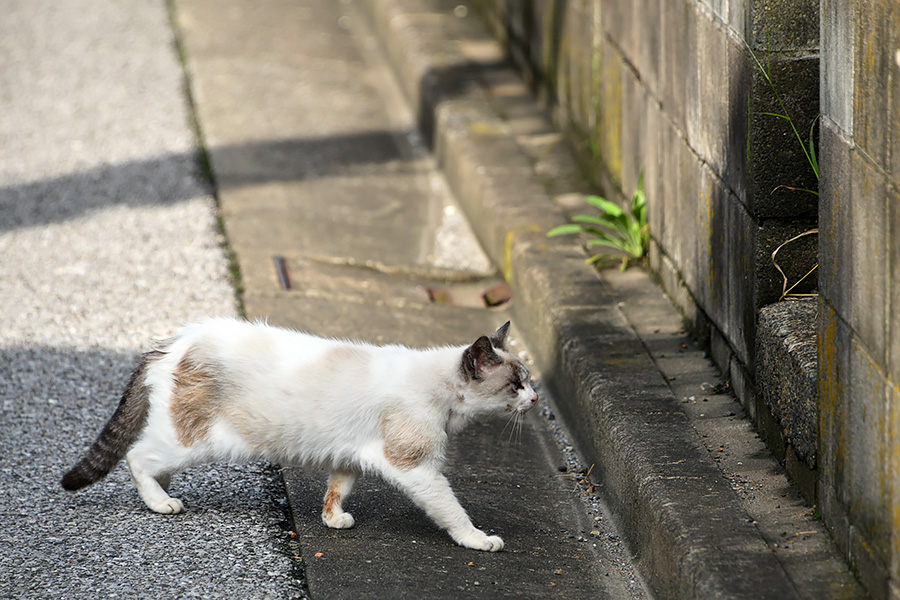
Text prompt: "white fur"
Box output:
[[124, 318, 538, 551]]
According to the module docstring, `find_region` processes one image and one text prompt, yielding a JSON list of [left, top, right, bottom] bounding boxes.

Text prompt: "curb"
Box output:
[[359, 1, 805, 598]]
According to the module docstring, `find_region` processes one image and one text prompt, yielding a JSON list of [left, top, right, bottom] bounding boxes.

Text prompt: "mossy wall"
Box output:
[[818, 1, 900, 596], [480, 0, 818, 378], [477, 0, 900, 596]]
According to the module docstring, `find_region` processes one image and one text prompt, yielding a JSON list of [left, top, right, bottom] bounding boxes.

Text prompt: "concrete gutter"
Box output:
[[358, 1, 863, 598]]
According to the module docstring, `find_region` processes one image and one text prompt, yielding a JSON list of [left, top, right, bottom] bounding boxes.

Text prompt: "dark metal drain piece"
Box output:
[[273, 255, 292, 290]]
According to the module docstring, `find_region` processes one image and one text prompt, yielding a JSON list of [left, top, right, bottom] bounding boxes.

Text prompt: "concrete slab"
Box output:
[[177, 0, 649, 598]]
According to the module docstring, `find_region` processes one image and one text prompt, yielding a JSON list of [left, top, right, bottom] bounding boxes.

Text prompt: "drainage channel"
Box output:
[[273, 254, 511, 310]]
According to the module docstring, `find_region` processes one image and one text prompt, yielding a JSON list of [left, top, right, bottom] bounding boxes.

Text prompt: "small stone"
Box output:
[[482, 282, 513, 307]]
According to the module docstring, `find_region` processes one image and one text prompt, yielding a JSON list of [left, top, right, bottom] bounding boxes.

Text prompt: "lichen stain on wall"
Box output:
[[819, 302, 845, 490]]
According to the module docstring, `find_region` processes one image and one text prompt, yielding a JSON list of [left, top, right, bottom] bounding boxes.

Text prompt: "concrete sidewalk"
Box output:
[[174, 0, 647, 597]]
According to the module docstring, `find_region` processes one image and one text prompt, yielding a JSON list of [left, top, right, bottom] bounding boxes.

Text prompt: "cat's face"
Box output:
[[461, 322, 539, 415]]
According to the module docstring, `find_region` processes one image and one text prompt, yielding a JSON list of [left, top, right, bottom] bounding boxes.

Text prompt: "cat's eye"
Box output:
[[510, 381, 523, 393]]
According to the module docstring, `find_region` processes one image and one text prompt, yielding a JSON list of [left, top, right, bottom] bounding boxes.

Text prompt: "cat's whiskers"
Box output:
[[501, 409, 525, 446], [514, 411, 524, 445], [500, 409, 519, 442]]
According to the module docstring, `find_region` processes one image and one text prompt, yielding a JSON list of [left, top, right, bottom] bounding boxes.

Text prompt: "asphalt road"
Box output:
[[0, 1, 301, 598]]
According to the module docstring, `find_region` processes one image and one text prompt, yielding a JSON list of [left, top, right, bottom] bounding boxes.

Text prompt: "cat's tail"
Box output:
[[61, 351, 159, 491]]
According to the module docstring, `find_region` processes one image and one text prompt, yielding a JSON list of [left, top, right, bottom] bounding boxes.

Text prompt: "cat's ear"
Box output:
[[462, 336, 502, 381], [489, 321, 510, 350]]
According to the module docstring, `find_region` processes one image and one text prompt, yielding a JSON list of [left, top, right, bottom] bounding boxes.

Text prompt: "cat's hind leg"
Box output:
[[321, 469, 358, 529], [126, 452, 184, 514]]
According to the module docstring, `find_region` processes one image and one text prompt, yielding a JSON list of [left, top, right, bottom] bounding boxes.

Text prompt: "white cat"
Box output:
[[62, 318, 538, 551]]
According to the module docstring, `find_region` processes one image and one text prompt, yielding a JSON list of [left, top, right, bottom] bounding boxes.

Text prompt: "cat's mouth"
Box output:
[[507, 394, 539, 413]]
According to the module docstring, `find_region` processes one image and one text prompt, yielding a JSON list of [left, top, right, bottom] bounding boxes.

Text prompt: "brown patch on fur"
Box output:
[[170, 350, 222, 447], [322, 487, 341, 517], [320, 345, 370, 375], [380, 411, 436, 470]]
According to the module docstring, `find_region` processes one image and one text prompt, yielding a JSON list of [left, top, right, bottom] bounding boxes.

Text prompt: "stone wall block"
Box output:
[[585, 0, 603, 137], [554, 3, 577, 129], [818, 119, 852, 320], [819, 299, 851, 507], [749, 0, 819, 51], [848, 149, 888, 365], [852, 0, 893, 171], [642, 99, 663, 248], [690, 10, 732, 178], [821, 0, 853, 136], [531, 1, 552, 87], [849, 523, 890, 600], [888, 381, 900, 585], [660, 0, 693, 136], [571, 1, 594, 134], [756, 218, 818, 307], [756, 298, 819, 469], [694, 165, 718, 309], [889, 187, 900, 384], [684, 4, 703, 171], [707, 186, 756, 369], [728, 0, 748, 36], [650, 116, 674, 255], [747, 54, 820, 219], [634, 0, 662, 97], [724, 32, 750, 202], [699, 0, 728, 23], [848, 336, 891, 582], [620, 69, 645, 199], [663, 133, 701, 292], [892, 12, 900, 181], [600, 0, 632, 59], [595, 42, 624, 188]]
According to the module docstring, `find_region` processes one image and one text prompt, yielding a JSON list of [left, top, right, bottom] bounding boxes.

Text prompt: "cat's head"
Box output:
[[459, 322, 539, 416]]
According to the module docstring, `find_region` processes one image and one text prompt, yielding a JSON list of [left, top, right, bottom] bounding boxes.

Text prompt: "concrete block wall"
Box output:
[[478, 0, 821, 495], [480, 0, 900, 596], [818, 1, 900, 596]]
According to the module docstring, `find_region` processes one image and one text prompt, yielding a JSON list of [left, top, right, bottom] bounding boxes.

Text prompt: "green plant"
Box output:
[[742, 40, 819, 193], [548, 175, 649, 271]]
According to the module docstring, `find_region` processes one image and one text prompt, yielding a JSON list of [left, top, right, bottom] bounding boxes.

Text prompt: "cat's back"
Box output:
[[176, 318, 320, 356], [175, 318, 386, 375]]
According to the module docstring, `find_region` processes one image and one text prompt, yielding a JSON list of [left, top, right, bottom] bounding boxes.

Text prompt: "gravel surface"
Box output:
[[0, 1, 302, 598]]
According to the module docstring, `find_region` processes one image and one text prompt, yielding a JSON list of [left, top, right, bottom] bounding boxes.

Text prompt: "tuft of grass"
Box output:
[[741, 39, 819, 192], [548, 174, 649, 271]]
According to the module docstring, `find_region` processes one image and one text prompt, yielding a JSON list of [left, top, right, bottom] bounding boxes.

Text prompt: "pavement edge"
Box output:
[[358, 1, 804, 598]]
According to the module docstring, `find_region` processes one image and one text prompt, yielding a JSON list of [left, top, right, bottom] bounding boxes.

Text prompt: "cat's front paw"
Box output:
[[322, 510, 355, 529], [455, 528, 504, 552]]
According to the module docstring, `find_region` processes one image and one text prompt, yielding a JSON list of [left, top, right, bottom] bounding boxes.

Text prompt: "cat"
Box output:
[[61, 318, 538, 551]]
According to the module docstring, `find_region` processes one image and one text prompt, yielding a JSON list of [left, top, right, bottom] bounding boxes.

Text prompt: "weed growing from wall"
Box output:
[[743, 40, 820, 300], [548, 174, 649, 271]]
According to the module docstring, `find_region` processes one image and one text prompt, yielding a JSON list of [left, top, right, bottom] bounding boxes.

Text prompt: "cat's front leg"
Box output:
[[321, 469, 358, 529], [388, 467, 504, 552]]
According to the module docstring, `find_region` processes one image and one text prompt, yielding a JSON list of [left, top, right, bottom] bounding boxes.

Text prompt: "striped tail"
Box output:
[[61, 352, 158, 491]]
